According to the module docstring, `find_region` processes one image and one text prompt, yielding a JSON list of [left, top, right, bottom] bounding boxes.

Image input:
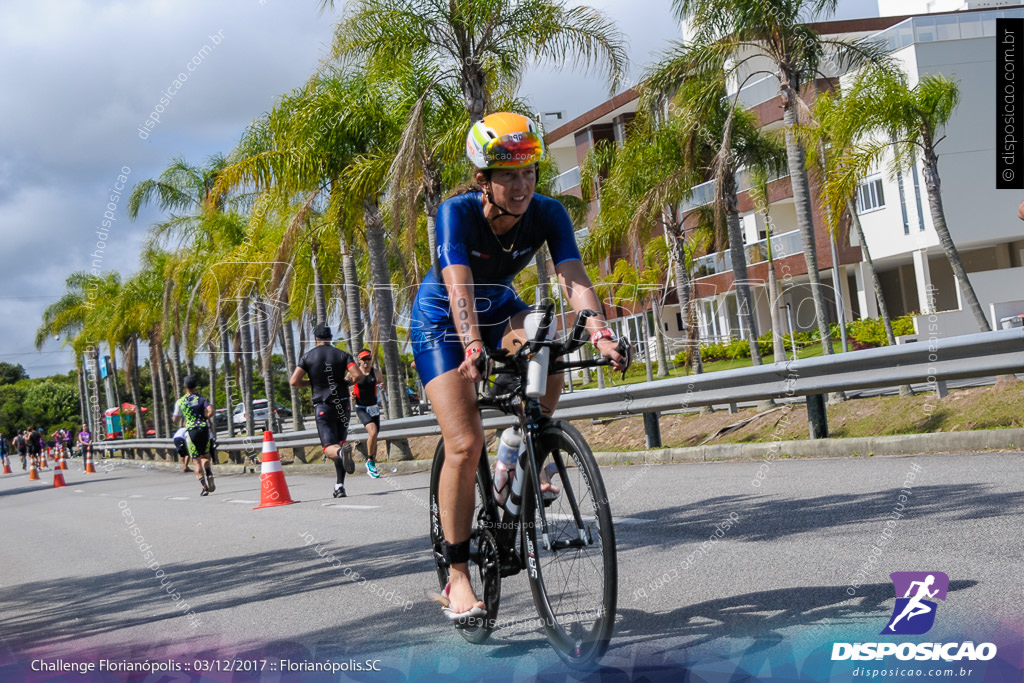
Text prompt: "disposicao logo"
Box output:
[[832, 571, 997, 662]]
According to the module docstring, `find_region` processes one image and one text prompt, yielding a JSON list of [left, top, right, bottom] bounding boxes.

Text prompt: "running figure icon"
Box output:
[[882, 571, 949, 635], [887, 575, 938, 631]]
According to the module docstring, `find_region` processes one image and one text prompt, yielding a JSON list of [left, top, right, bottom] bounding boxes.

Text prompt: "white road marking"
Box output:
[[322, 504, 380, 510]]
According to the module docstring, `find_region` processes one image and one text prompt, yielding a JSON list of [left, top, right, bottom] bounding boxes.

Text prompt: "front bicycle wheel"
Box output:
[[522, 419, 617, 668], [428, 437, 501, 644]]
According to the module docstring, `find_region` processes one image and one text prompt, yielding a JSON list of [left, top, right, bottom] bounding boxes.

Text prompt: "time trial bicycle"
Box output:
[[428, 304, 631, 668]]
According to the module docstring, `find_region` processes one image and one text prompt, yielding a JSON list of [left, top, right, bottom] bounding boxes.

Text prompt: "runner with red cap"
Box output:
[[351, 348, 383, 478]]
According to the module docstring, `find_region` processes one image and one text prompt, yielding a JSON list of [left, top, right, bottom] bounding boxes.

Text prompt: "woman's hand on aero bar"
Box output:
[[459, 344, 487, 383], [595, 337, 629, 373]]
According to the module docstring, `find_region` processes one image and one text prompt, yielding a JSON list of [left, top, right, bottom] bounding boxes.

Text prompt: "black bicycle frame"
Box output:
[[475, 303, 616, 570]]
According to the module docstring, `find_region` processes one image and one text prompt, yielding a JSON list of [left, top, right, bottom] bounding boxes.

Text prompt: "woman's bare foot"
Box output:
[[445, 565, 486, 617]]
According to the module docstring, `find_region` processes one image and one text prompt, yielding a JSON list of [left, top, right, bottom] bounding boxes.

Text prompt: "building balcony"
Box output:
[[680, 167, 790, 213], [693, 229, 803, 279], [551, 166, 581, 195]]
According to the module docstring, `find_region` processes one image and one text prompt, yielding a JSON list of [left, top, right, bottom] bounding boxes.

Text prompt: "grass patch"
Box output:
[[569, 342, 830, 391], [561, 379, 1024, 453]]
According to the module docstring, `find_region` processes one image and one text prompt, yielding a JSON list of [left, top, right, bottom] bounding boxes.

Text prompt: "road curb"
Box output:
[[589, 427, 1024, 465], [111, 428, 1024, 474]]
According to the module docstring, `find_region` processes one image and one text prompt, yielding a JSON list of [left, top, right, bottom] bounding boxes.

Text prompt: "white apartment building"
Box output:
[[545, 3, 1024, 355], [850, 5, 1024, 336], [878, 0, 1022, 15]]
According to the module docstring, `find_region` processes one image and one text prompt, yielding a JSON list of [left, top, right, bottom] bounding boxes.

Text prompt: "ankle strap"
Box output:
[[441, 539, 470, 565]]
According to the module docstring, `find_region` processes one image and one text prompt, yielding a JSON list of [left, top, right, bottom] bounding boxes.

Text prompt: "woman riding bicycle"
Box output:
[[410, 112, 627, 622]]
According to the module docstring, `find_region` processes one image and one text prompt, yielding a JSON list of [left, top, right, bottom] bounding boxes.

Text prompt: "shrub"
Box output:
[[726, 338, 750, 360], [847, 314, 917, 348], [847, 317, 888, 348]]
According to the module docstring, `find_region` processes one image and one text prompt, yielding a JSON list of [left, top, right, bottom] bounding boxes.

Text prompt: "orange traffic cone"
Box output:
[[2, 458, 11, 475], [60, 453, 68, 470], [254, 431, 297, 509], [28, 462, 39, 481], [40, 451, 48, 469], [84, 450, 96, 474], [53, 466, 66, 488]]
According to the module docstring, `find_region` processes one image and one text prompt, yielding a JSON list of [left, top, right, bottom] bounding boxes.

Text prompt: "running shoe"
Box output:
[[206, 476, 215, 493], [333, 485, 347, 498], [341, 443, 355, 474], [366, 459, 380, 478]]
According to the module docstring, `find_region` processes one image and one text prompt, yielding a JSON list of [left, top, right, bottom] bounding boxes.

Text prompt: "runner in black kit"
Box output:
[[289, 324, 366, 498], [351, 349, 382, 478], [27, 427, 43, 469]]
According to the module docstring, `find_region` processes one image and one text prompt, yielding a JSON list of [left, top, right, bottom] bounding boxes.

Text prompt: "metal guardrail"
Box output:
[[96, 328, 1024, 457], [552, 327, 1024, 420]]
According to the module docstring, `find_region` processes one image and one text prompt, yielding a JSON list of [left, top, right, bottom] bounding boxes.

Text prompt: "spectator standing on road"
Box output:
[[75, 424, 91, 460], [289, 324, 365, 498], [0, 432, 8, 469], [173, 375, 216, 496], [351, 349, 383, 478]]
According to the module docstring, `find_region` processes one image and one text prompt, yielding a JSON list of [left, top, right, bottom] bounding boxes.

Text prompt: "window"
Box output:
[[856, 177, 885, 213]]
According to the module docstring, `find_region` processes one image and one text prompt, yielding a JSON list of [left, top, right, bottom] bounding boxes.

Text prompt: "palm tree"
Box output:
[[328, 0, 628, 123], [595, 55, 785, 371], [384, 66, 470, 277], [127, 155, 232, 394], [606, 253, 671, 380], [35, 273, 109, 435], [339, 72, 421, 428], [214, 70, 369, 355], [748, 168, 789, 361], [673, 0, 892, 354], [109, 254, 168, 435], [811, 85, 898, 347], [580, 109, 711, 375], [333, 1, 627, 318], [212, 80, 364, 436], [821, 66, 991, 332]]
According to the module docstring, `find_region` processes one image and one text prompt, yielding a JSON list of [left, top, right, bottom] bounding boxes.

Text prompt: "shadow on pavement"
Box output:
[[0, 535, 433, 655], [614, 483, 1024, 548]]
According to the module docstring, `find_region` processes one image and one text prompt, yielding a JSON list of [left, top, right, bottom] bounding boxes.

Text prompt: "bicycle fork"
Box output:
[[521, 426, 593, 553]]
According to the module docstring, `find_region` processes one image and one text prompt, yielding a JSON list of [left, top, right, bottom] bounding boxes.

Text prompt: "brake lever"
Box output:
[[616, 339, 633, 380], [473, 346, 493, 395]]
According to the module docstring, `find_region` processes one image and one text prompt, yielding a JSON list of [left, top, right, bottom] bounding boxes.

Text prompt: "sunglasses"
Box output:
[[483, 131, 544, 168]]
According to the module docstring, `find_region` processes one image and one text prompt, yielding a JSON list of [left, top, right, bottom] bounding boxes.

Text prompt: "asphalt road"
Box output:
[[1, 450, 1021, 682]]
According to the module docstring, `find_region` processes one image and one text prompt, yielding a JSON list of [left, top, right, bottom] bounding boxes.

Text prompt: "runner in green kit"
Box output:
[[173, 375, 216, 496]]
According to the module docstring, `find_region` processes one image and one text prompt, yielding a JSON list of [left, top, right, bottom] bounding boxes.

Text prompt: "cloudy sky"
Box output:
[[0, 0, 879, 379]]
